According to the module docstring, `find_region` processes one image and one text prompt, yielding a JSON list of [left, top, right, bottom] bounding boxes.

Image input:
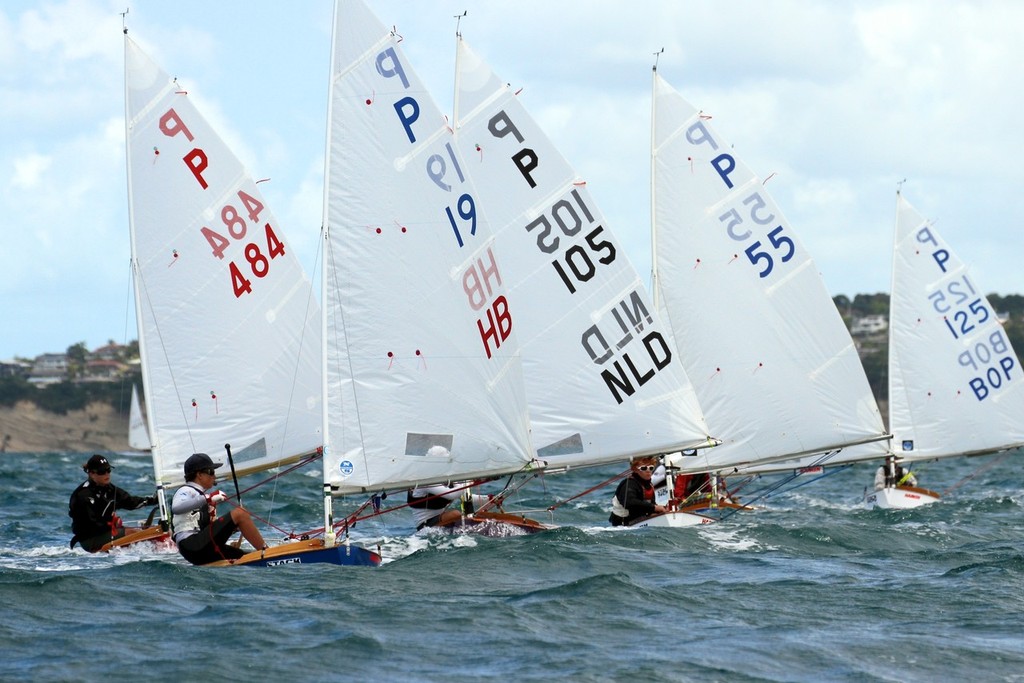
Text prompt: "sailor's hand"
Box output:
[[206, 490, 228, 505], [654, 504, 667, 514], [142, 496, 157, 506]]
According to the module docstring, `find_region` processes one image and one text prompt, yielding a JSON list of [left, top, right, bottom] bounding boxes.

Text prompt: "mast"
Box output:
[[886, 186, 901, 455], [650, 54, 661, 310], [320, 0, 341, 548], [123, 29, 168, 527]]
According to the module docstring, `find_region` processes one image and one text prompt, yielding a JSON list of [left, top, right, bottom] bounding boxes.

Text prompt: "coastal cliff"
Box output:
[[0, 401, 129, 453]]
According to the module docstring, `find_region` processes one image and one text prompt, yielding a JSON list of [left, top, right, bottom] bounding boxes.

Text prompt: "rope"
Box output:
[[940, 451, 1013, 496], [546, 468, 631, 512]]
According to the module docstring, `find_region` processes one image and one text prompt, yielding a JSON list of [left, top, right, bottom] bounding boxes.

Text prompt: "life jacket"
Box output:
[[171, 484, 211, 539]]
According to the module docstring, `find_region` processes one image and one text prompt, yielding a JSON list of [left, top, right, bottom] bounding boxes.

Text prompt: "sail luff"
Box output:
[[650, 63, 660, 311], [123, 34, 168, 523]]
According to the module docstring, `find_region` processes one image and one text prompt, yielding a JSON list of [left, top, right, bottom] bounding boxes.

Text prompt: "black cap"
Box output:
[[183, 452, 223, 476], [84, 454, 112, 472]]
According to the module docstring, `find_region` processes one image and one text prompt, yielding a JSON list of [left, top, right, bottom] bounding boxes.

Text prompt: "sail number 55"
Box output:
[[719, 191, 795, 278], [199, 189, 286, 298]]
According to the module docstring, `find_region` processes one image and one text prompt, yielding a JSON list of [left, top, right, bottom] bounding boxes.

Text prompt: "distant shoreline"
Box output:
[[0, 400, 127, 454]]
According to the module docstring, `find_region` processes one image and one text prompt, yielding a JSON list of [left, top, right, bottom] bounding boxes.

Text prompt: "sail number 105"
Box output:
[[525, 188, 616, 294]]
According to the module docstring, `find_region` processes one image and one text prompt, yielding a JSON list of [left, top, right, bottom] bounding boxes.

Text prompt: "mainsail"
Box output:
[[124, 36, 323, 490], [322, 0, 535, 495], [452, 38, 714, 470], [650, 71, 888, 474], [887, 191, 1024, 462]]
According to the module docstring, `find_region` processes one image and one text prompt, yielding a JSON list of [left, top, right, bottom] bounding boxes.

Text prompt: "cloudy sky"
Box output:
[[2, 0, 1022, 360]]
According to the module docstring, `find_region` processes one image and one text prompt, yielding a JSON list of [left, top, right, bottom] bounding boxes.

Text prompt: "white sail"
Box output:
[[127, 384, 151, 452], [651, 72, 888, 474], [124, 37, 323, 487], [888, 192, 1024, 462], [452, 39, 714, 470], [322, 0, 534, 494]]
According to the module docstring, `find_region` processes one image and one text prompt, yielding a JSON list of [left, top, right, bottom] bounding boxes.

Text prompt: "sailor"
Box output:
[[68, 454, 156, 552], [874, 455, 918, 490], [407, 482, 493, 531], [609, 456, 667, 526], [170, 453, 267, 565]]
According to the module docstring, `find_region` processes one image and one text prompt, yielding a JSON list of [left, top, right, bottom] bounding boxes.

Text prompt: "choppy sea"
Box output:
[[1, 451, 1021, 682]]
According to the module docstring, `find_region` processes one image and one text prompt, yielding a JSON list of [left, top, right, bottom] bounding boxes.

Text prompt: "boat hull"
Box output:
[[864, 486, 941, 509], [628, 510, 716, 528], [434, 511, 554, 536], [100, 525, 173, 552], [206, 538, 381, 568]]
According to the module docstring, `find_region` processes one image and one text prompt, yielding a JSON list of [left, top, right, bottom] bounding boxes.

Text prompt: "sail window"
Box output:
[[537, 433, 584, 457], [406, 434, 454, 457]]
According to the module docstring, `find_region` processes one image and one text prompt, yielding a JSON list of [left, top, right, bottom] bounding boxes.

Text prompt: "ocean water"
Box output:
[[1, 452, 1021, 682]]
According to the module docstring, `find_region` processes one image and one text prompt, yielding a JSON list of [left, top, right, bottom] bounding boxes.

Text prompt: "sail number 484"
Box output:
[[200, 190, 286, 298]]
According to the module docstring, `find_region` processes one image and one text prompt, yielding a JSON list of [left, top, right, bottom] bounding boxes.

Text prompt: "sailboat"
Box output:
[[865, 191, 1024, 509], [123, 30, 378, 566], [127, 384, 151, 453], [450, 35, 718, 526], [646, 68, 890, 523], [315, 0, 550, 537]]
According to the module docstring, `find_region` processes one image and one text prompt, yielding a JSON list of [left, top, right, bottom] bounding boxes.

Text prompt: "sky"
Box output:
[[2, 0, 1023, 360]]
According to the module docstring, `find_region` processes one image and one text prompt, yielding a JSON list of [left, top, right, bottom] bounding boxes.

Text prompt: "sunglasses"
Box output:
[[636, 465, 657, 472], [91, 467, 112, 475], [199, 468, 216, 476]]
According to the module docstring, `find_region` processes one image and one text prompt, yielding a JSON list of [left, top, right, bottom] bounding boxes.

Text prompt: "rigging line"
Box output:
[[305, 479, 492, 538], [134, 262, 198, 453], [547, 468, 631, 512], [235, 452, 321, 497], [939, 450, 1013, 496], [264, 232, 325, 530], [716, 459, 847, 522], [477, 471, 542, 513], [324, 231, 371, 477]]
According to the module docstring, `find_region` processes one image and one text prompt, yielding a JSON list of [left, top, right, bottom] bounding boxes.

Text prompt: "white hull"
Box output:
[[864, 486, 940, 509], [630, 511, 715, 528]]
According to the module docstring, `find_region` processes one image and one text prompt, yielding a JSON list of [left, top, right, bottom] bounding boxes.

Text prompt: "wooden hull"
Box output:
[[864, 485, 941, 509], [99, 525, 173, 552], [434, 511, 554, 536], [205, 538, 381, 567]]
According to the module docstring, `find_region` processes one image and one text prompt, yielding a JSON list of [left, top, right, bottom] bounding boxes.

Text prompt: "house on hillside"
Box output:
[[851, 315, 888, 336], [0, 359, 31, 379], [28, 353, 68, 385]]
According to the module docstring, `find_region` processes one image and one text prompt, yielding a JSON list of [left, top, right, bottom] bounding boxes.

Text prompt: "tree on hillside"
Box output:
[[66, 342, 88, 381]]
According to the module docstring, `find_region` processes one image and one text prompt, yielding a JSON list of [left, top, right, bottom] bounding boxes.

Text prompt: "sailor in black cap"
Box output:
[[170, 453, 267, 564], [68, 455, 157, 552]]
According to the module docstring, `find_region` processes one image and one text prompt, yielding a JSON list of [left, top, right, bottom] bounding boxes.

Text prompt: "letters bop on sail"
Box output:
[[886, 191, 1024, 464]]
